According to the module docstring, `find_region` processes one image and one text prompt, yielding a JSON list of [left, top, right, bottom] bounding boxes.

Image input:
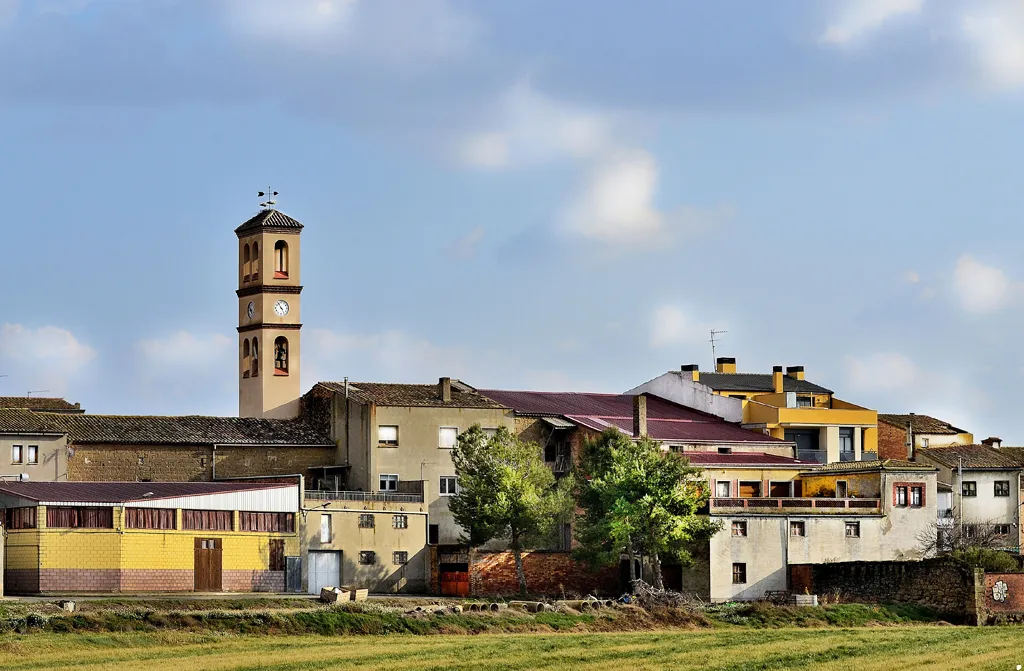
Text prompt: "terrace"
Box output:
[[710, 497, 881, 513]]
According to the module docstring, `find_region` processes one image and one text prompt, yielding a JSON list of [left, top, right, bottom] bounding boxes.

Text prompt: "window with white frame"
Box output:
[[319, 514, 332, 543], [379, 474, 399, 491], [731, 520, 747, 537], [438, 427, 459, 449], [715, 481, 731, 498], [378, 425, 399, 447], [11, 445, 22, 464], [845, 521, 860, 538], [393, 514, 408, 529], [790, 521, 806, 537], [26, 445, 37, 465], [439, 476, 457, 496], [359, 514, 375, 529], [393, 551, 409, 565]]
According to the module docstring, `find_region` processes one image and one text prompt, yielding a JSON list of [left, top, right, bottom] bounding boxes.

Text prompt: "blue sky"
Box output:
[[2, 0, 1024, 441]]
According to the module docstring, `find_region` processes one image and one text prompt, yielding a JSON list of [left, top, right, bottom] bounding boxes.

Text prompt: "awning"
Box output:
[[541, 416, 576, 430]]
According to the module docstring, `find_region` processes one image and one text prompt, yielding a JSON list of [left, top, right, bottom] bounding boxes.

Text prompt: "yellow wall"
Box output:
[[799, 472, 881, 499]]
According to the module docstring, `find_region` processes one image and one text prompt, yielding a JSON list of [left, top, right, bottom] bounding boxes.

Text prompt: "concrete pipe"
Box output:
[[487, 603, 500, 612]]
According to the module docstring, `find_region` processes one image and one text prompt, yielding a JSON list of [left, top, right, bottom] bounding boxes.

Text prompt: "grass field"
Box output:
[[4, 627, 1024, 671]]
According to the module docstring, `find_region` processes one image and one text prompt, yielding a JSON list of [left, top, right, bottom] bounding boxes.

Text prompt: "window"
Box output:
[[911, 486, 923, 507], [428, 524, 439, 545], [251, 338, 259, 377], [251, 242, 259, 279], [359, 514, 375, 529], [439, 476, 457, 496], [995, 481, 1011, 497], [5, 507, 36, 529], [482, 428, 498, 439], [379, 473, 399, 491], [796, 396, 813, 407], [732, 563, 746, 584], [393, 514, 408, 529], [731, 520, 747, 537], [378, 425, 399, 447], [962, 481, 977, 497], [125, 508, 176, 530], [47, 507, 114, 529], [182, 509, 233, 531], [790, 521, 806, 537], [240, 512, 294, 532], [738, 481, 761, 498], [393, 551, 409, 565], [921, 438, 930, 448], [269, 539, 285, 571], [717, 447, 733, 455], [845, 521, 860, 538], [839, 428, 854, 461], [320, 514, 332, 543], [242, 339, 251, 378], [438, 426, 459, 449], [358, 551, 375, 565], [26, 445, 38, 465], [273, 336, 288, 375], [768, 481, 792, 497], [243, 243, 251, 280], [715, 481, 731, 498], [274, 240, 288, 278], [11, 445, 22, 464], [994, 524, 1011, 536], [896, 486, 908, 507]]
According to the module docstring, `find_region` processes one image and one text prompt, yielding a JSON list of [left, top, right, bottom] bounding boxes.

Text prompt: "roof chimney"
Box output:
[[772, 366, 784, 394], [438, 377, 451, 403], [715, 357, 736, 374], [633, 394, 648, 439], [681, 364, 700, 382], [786, 366, 805, 381], [982, 437, 1003, 449]]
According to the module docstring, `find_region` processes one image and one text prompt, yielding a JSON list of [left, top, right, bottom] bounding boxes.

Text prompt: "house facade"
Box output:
[[877, 413, 974, 461]]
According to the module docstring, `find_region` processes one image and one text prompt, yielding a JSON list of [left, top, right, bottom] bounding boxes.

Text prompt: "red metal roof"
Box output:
[[0, 481, 293, 503], [680, 452, 814, 466], [479, 390, 785, 445]]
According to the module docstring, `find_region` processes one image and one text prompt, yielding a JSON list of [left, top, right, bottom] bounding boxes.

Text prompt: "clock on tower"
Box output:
[[235, 201, 304, 419]]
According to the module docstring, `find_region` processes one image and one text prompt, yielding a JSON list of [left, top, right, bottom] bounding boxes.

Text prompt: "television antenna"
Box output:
[[258, 187, 279, 210], [709, 329, 727, 368], [26, 390, 50, 398]]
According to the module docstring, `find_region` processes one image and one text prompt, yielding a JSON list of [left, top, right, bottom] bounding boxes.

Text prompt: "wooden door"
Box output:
[[194, 538, 222, 591], [836, 481, 848, 498]]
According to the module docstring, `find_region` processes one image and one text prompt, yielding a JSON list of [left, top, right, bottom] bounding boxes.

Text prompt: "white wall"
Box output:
[[626, 373, 743, 424], [954, 470, 1019, 526]]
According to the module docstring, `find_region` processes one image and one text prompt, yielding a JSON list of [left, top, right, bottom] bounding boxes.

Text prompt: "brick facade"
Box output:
[[10, 568, 285, 594], [877, 421, 909, 461], [4, 569, 39, 593], [39, 568, 120, 592], [471, 551, 619, 597], [223, 569, 285, 592]]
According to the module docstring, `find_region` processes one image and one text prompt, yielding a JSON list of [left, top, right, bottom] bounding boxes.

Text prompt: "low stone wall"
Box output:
[[471, 550, 618, 597], [789, 558, 980, 622]]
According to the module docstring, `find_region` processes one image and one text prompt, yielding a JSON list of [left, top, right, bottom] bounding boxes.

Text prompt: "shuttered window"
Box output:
[[240, 512, 295, 533], [5, 507, 36, 529], [125, 508, 176, 530], [47, 507, 113, 529], [269, 539, 285, 571], [182, 509, 233, 531]]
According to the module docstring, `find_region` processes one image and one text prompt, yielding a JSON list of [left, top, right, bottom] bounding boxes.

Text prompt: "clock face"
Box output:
[[274, 300, 290, 317], [247, 302, 255, 320]]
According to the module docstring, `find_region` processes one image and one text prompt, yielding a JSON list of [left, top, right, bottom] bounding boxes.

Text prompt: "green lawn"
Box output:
[[3, 627, 1024, 671]]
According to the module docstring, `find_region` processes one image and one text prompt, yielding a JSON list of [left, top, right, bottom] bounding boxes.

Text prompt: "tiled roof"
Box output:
[[479, 390, 786, 445], [0, 481, 291, 503], [996, 447, 1024, 467], [0, 409, 65, 434], [680, 452, 814, 466], [234, 209, 305, 235], [0, 397, 81, 412], [695, 373, 832, 394], [918, 445, 1022, 470], [0, 412, 332, 446], [809, 459, 936, 473], [878, 414, 968, 435], [318, 381, 506, 409]]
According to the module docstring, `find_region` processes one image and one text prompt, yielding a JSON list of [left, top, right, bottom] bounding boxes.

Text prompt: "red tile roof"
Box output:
[[478, 390, 786, 445], [0, 481, 293, 503], [680, 452, 815, 466]]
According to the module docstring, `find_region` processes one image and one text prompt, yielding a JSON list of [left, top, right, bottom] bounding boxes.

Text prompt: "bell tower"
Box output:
[[235, 198, 303, 419]]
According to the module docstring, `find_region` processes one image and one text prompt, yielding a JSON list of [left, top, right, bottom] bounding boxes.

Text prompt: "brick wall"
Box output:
[[471, 551, 619, 597], [39, 568, 120, 592], [120, 569, 193, 591], [223, 569, 285, 592], [4, 569, 39, 593], [68, 444, 335, 482], [877, 421, 909, 461]]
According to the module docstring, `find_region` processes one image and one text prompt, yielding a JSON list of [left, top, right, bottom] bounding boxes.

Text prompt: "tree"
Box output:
[[574, 428, 720, 591], [918, 511, 1019, 571], [449, 425, 574, 595]]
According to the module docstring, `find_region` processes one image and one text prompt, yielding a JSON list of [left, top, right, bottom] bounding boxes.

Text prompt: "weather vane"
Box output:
[[258, 186, 279, 210]]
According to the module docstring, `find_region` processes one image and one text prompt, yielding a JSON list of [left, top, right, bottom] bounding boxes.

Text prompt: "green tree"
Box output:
[[574, 428, 719, 591], [449, 425, 574, 595]]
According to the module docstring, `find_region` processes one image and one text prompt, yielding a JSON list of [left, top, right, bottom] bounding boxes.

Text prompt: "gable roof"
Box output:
[[0, 408, 65, 434], [0, 481, 290, 504], [0, 397, 82, 412], [681, 452, 815, 467], [696, 372, 832, 394], [316, 381, 506, 409], [478, 389, 787, 445], [918, 445, 1022, 470], [878, 414, 968, 435], [234, 209, 305, 236], [809, 459, 936, 474]]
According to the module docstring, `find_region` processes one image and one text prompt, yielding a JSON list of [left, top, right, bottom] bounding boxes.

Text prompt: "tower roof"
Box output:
[[235, 209, 304, 236]]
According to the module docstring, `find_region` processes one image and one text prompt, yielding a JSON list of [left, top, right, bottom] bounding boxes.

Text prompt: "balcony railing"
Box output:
[[305, 490, 424, 504], [796, 450, 827, 464], [938, 508, 954, 519], [711, 497, 881, 512]]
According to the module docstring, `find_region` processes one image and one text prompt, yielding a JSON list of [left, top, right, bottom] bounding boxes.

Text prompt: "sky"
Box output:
[[2, 0, 1024, 441]]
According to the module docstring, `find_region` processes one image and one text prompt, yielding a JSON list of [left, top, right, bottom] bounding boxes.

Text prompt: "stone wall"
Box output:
[[470, 550, 619, 597], [789, 558, 979, 621]]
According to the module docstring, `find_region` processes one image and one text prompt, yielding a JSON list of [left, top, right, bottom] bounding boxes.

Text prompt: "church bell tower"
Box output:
[[235, 199, 303, 419]]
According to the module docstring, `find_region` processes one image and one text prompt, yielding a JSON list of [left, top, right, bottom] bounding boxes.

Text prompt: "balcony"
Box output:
[[711, 497, 881, 514], [796, 450, 827, 464], [306, 490, 424, 504]]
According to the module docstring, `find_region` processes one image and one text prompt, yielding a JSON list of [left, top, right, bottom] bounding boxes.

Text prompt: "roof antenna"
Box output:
[[26, 390, 50, 398], [258, 186, 279, 210], [709, 329, 727, 369]]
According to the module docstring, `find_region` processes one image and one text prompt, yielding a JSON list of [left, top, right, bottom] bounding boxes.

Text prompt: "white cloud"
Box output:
[[905, 270, 920, 284], [820, 0, 924, 46], [444, 226, 485, 260], [952, 254, 1016, 314], [962, 1, 1024, 90], [562, 150, 663, 245], [0, 323, 96, 395], [221, 0, 358, 41], [649, 306, 722, 349]]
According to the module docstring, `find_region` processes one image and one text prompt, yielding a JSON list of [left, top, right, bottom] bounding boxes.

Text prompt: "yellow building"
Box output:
[[0, 481, 300, 594], [683, 358, 878, 464]]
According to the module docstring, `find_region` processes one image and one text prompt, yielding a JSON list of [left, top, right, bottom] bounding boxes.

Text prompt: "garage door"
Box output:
[[307, 551, 341, 595]]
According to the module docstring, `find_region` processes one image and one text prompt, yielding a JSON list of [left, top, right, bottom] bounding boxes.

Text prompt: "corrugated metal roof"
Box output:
[[541, 416, 576, 429], [0, 481, 293, 504], [680, 452, 815, 466]]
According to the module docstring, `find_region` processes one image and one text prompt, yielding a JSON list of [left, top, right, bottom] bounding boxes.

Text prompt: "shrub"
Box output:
[[952, 549, 1019, 573]]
